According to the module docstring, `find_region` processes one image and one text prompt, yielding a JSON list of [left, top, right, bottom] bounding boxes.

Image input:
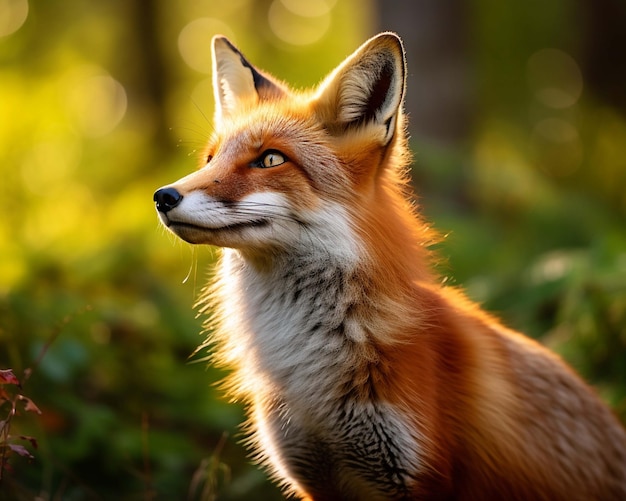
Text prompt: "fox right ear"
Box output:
[[212, 36, 286, 122], [314, 33, 406, 145]]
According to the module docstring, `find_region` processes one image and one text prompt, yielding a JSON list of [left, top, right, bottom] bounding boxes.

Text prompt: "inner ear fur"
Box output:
[[314, 32, 406, 143], [212, 36, 287, 120]]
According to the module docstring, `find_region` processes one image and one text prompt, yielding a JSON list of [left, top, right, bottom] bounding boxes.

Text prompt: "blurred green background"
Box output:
[[1, 0, 625, 499]]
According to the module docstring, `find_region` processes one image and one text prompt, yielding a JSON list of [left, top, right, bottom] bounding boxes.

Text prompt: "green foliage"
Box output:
[[1, 0, 625, 499]]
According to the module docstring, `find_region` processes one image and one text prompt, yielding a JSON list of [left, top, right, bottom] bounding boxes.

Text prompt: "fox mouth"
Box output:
[[168, 219, 270, 233]]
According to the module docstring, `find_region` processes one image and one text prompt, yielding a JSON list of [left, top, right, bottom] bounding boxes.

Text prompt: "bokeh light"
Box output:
[[527, 49, 583, 109], [526, 49, 584, 178], [268, 0, 331, 46], [63, 67, 128, 137], [0, 0, 28, 37], [279, 0, 337, 17], [178, 17, 234, 73]]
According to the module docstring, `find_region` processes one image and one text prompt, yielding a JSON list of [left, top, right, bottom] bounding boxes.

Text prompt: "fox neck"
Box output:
[[212, 188, 435, 406], [217, 247, 380, 408]]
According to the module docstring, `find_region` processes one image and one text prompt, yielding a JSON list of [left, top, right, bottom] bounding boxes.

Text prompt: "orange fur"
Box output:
[[155, 33, 626, 500]]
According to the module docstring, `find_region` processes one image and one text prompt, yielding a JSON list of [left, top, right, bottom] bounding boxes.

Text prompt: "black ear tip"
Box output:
[[212, 35, 242, 56]]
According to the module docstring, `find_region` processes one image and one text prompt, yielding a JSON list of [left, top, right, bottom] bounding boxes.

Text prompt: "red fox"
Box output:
[[154, 33, 626, 500]]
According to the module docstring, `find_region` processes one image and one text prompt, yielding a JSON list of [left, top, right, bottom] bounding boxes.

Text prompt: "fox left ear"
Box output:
[[315, 32, 406, 145], [212, 36, 286, 121]]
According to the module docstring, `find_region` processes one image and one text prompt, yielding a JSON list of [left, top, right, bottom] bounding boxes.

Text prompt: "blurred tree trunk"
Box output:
[[581, 0, 626, 116], [117, 0, 173, 154], [374, 0, 474, 145]]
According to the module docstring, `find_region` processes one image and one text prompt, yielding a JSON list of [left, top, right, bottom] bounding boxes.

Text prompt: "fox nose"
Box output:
[[154, 187, 183, 213]]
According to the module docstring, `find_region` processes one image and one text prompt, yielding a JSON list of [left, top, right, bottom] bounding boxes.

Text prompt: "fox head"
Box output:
[[154, 33, 422, 266]]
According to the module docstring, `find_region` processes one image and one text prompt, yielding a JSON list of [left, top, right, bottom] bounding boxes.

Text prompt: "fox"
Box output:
[[153, 33, 626, 500]]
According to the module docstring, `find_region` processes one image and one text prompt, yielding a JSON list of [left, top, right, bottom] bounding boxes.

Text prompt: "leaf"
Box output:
[[0, 370, 20, 387], [18, 395, 42, 415], [0, 387, 10, 402], [8, 443, 34, 459], [19, 435, 38, 450]]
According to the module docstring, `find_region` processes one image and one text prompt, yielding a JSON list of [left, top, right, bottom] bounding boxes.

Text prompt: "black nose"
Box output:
[[154, 187, 183, 213]]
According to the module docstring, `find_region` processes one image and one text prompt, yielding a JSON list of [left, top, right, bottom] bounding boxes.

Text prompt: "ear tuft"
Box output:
[[316, 33, 406, 144], [212, 36, 286, 120]]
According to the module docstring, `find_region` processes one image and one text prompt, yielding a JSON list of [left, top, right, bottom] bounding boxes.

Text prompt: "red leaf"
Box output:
[[18, 395, 42, 415], [0, 369, 20, 387], [0, 387, 10, 402], [8, 444, 34, 459]]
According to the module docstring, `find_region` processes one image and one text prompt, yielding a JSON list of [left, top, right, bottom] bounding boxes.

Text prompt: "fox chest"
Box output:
[[257, 396, 422, 500], [243, 290, 421, 496], [228, 259, 424, 497]]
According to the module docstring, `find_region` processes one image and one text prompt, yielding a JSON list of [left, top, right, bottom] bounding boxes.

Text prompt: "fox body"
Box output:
[[154, 34, 626, 500]]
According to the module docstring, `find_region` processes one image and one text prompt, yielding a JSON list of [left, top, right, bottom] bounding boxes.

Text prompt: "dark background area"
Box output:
[[1, 0, 625, 499]]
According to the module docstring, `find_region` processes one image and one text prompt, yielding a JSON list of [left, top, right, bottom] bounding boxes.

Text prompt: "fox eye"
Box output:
[[258, 150, 286, 168], [206, 154, 214, 164]]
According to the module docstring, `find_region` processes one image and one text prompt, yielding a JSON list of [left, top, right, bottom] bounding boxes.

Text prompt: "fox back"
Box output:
[[154, 33, 626, 500]]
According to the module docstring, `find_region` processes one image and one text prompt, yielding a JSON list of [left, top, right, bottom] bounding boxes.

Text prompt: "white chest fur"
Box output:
[[221, 248, 363, 408], [215, 247, 423, 496]]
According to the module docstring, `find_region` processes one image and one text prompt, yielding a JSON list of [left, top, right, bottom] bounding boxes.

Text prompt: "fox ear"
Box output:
[[212, 36, 286, 120], [315, 33, 406, 144]]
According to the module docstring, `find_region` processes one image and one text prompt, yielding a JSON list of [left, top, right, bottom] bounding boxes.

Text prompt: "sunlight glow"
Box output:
[[64, 68, 128, 137], [21, 133, 82, 195], [22, 184, 95, 251], [178, 18, 234, 73], [268, 0, 331, 46], [0, 0, 28, 37], [279, 0, 337, 17]]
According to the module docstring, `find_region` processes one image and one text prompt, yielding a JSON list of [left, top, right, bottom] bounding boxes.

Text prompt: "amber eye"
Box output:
[[259, 150, 286, 168]]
